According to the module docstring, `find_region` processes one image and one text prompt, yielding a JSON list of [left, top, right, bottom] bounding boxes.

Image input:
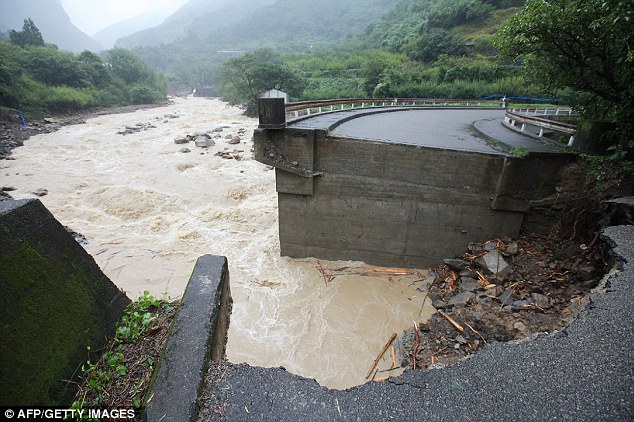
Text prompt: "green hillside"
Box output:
[[130, 0, 399, 88]]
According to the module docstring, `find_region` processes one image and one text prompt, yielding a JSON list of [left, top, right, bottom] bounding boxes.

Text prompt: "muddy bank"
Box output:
[[0, 102, 169, 160]]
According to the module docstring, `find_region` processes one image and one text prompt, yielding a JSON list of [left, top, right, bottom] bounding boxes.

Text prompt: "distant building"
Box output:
[[262, 88, 289, 103]]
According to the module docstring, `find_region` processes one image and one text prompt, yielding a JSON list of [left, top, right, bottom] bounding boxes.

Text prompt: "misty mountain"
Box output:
[[119, 0, 395, 51], [220, 0, 398, 49], [124, 0, 398, 80], [116, 0, 277, 49], [94, 10, 174, 49], [0, 0, 102, 52]]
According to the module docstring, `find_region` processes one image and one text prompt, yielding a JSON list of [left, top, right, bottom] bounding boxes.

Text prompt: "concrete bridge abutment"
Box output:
[[255, 100, 573, 267]]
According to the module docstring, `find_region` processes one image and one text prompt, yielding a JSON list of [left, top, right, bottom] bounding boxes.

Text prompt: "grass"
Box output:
[[71, 292, 179, 420]]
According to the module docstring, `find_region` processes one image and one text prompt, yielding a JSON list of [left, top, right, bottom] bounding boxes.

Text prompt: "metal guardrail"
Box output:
[[272, 97, 580, 147], [509, 107, 574, 116], [504, 110, 578, 146], [285, 98, 503, 119]]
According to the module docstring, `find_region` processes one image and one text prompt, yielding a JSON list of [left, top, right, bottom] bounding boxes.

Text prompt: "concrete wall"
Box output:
[[255, 127, 570, 267], [144, 255, 232, 422], [0, 199, 130, 405]]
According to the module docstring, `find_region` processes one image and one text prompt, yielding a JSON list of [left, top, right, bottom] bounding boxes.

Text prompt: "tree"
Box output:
[[216, 51, 306, 115], [9, 18, 44, 48], [21, 47, 91, 88], [107, 48, 155, 85], [495, 0, 634, 157]]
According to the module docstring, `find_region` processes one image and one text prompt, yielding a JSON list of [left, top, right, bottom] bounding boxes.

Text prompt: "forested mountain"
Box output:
[[0, 0, 102, 52], [116, 0, 277, 50], [119, 0, 395, 51], [126, 0, 399, 88], [214, 0, 536, 111], [365, 0, 524, 53], [94, 10, 175, 49]]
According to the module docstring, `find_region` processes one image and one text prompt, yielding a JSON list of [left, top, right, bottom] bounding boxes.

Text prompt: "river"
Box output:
[[2, 96, 435, 389]]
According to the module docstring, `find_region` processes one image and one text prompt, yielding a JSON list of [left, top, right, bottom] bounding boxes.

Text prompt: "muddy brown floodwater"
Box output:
[[1, 96, 436, 389]]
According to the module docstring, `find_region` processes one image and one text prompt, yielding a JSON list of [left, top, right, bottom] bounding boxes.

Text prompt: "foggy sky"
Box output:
[[61, 0, 188, 35]]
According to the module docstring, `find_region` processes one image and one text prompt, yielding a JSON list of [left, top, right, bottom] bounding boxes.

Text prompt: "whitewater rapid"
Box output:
[[2, 96, 434, 389]]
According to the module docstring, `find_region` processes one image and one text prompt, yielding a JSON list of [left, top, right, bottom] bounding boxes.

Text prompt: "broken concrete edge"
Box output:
[[143, 254, 232, 422], [196, 225, 633, 421]]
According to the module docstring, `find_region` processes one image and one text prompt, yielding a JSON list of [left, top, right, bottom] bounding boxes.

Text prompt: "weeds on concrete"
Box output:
[[71, 292, 178, 420]]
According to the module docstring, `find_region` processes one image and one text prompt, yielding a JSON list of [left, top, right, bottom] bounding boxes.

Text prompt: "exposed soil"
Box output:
[[398, 233, 612, 371], [395, 154, 634, 373]]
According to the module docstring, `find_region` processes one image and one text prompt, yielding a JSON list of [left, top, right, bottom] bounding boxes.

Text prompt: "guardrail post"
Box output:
[[538, 128, 544, 137]]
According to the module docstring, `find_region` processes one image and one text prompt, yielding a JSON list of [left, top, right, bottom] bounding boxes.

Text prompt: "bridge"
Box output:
[[254, 98, 576, 267]]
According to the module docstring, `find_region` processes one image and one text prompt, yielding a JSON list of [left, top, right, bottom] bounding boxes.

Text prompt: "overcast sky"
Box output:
[[61, 0, 189, 35]]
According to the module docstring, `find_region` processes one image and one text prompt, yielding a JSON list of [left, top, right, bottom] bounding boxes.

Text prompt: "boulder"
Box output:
[[174, 137, 189, 144], [476, 249, 513, 279], [443, 258, 470, 272], [195, 137, 215, 148], [448, 291, 475, 307]]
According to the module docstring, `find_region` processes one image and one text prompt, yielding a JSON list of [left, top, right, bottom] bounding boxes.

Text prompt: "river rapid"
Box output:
[[2, 96, 435, 389]]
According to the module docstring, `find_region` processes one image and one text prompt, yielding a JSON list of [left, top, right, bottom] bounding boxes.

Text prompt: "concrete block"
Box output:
[[276, 169, 314, 195], [144, 255, 231, 422], [255, 128, 316, 177], [0, 199, 130, 405]]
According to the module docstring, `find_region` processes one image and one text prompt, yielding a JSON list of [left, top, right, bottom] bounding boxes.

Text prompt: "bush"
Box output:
[[44, 86, 95, 111], [95, 88, 126, 107], [472, 34, 496, 56], [128, 85, 163, 105]]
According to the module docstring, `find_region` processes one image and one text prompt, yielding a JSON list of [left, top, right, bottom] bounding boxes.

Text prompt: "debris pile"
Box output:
[[400, 234, 609, 370]]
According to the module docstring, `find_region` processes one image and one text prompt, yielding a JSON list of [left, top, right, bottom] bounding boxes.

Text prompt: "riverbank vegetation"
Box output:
[[0, 20, 167, 114]]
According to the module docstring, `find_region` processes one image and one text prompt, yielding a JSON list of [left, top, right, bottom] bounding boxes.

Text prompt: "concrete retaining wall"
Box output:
[[255, 127, 571, 267], [144, 255, 232, 422], [0, 199, 130, 405]]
